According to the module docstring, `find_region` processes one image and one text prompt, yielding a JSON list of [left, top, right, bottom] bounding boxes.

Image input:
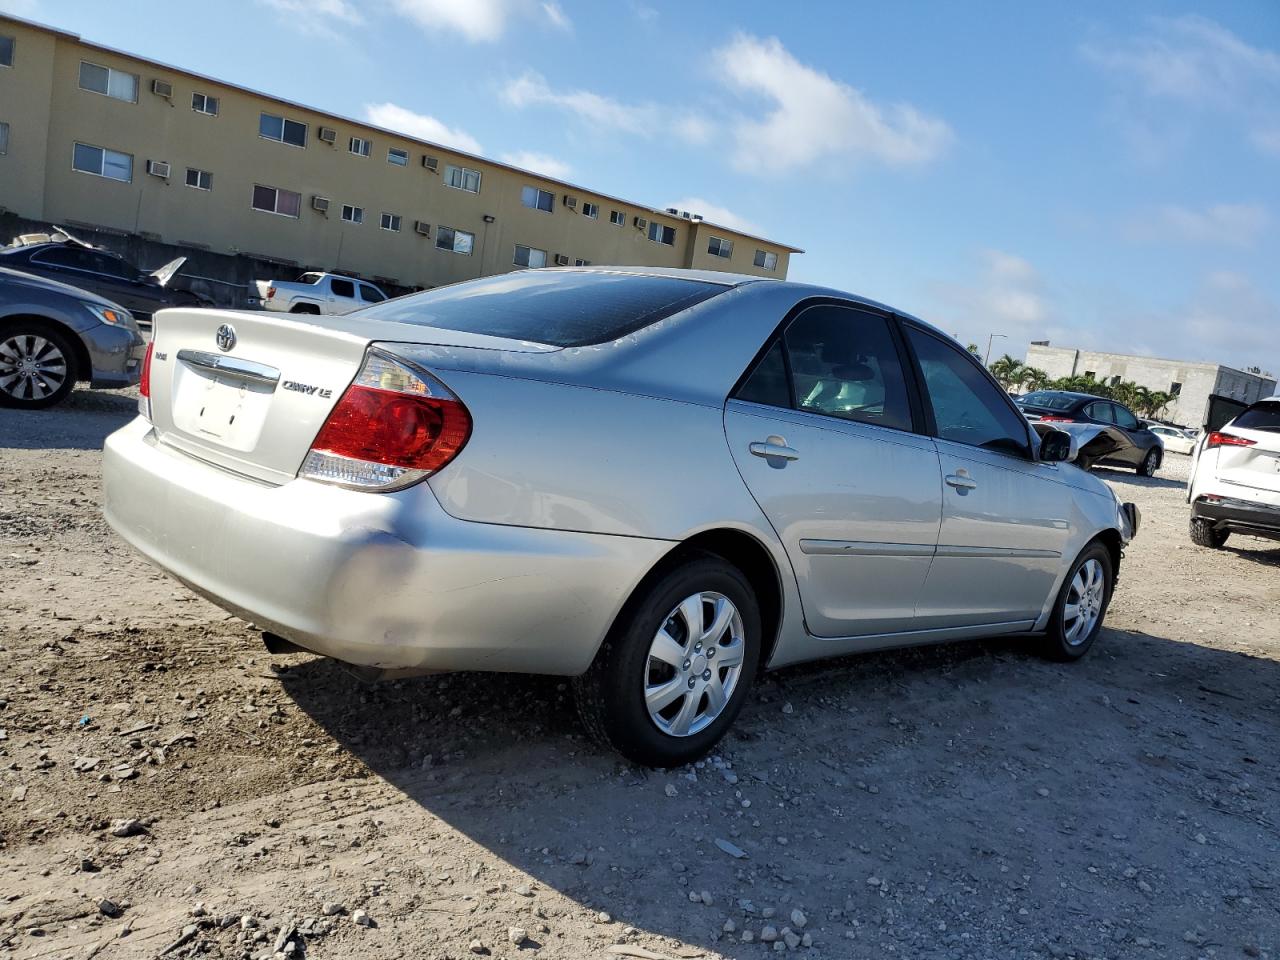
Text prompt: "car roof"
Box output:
[[0, 265, 127, 309]]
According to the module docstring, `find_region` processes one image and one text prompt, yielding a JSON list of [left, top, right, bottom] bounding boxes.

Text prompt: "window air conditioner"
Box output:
[[311, 196, 330, 213], [146, 160, 171, 179], [318, 127, 337, 144]]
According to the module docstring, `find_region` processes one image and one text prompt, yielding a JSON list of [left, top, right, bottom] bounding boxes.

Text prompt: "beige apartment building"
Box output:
[[0, 15, 800, 292]]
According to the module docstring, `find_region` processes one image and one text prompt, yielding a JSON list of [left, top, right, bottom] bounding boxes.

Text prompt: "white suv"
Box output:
[[1187, 397, 1280, 548]]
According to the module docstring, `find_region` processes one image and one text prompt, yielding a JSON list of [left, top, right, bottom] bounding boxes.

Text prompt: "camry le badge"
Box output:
[[215, 324, 236, 352]]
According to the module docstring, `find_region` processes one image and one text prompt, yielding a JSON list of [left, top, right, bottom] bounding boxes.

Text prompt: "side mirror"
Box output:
[[1038, 428, 1076, 463]]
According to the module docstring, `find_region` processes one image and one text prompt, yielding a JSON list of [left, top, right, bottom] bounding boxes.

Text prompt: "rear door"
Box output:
[[1215, 401, 1280, 496], [328, 277, 359, 314], [1109, 402, 1147, 465], [724, 302, 942, 638]]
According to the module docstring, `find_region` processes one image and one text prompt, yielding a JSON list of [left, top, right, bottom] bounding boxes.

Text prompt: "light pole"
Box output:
[[984, 333, 1007, 366]]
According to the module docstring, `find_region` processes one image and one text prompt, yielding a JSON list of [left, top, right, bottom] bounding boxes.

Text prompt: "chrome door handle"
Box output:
[[749, 436, 799, 461], [944, 473, 977, 490]]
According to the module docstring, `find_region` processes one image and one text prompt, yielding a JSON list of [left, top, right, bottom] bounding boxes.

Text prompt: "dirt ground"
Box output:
[[2, 386, 1278, 960]]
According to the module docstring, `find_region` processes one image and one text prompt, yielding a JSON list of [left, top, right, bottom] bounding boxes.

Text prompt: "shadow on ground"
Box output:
[[0, 387, 136, 451], [281, 628, 1280, 957]]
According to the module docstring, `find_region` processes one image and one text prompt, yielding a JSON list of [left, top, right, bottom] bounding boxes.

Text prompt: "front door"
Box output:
[[724, 303, 942, 638]]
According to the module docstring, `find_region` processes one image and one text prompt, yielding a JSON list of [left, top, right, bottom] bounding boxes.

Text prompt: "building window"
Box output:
[[191, 92, 219, 116], [251, 184, 301, 217], [648, 221, 676, 245], [78, 61, 138, 102], [575, 258, 592, 266], [436, 226, 474, 255], [581, 202, 599, 220], [0, 35, 14, 68], [445, 164, 481, 193], [185, 167, 212, 191], [341, 204, 364, 224], [522, 186, 555, 212], [1170, 381, 1182, 396], [349, 136, 371, 157], [72, 142, 133, 182], [380, 212, 401, 232], [753, 249, 778, 270], [387, 147, 408, 166], [514, 244, 547, 268], [707, 237, 733, 259], [259, 112, 307, 147], [609, 210, 625, 226], [0, 122, 8, 156]]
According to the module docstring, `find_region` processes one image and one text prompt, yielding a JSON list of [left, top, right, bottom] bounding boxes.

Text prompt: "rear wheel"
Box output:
[[1039, 542, 1113, 661], [289, 304, 321, 315], [0, 323, 78, 409], [573, 553, 761, 767], [1137, 448, 1161, 476], [1189, 517, 1229, 549]]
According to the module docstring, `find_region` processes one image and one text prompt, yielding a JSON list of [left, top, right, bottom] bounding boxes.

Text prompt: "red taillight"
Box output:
[[137, 341, 155, 420], [1207, 431, 1255, 449], [267, 286, 276, 300], [300, 350, 471, 491], [1040, 415, 1074, 423]]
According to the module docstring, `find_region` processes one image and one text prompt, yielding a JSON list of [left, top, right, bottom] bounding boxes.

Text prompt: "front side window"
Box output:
[[380, 212, 401, 231], [251, 184, 301, 217], [1111, 403, 1139, 430], [359, 284, 386, 303], [513, 244, 547, 268], [349, 136, 370, 157], [754, 249, 779, 270], [435, 226, 474, 254], [387, 147, 408, 166], [72, 142, 133, 182], [78, 61, 138, 102], [906, 326, 1031, 456], [185, 167, 212, 190], [648, 221, 676, 245], [0, 34, 13, 68], [330, 278, 355, 299], [521, 186, 555, 212], [581, 201, 599, 219], [341, 204, 364, 224], [191, 92, 219, 116], [609, 209, 625, 226], [708, 236, 733, 259], [445, 164, 481, 193], [259, 112, 307, 147]]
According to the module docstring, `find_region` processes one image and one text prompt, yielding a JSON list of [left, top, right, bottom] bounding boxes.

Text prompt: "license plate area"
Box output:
[[170, 363, 275, 453]]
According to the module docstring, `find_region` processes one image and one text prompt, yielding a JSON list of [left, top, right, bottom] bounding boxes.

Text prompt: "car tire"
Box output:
[[1189, 518, 1229, 549], [0, 322, 78, 410], [1039, 541, 1113, 662], [1137, 448, 1161, 477], [573, 551, 762, 767]]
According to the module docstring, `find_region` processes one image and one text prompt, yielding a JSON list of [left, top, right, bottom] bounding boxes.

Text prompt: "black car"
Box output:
[[0, 235, 209, 323], [1016, 390, 1163, 476]]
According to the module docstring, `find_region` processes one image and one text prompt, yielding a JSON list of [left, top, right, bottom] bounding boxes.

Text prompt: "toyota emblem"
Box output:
[[215, 323, 236, 352]]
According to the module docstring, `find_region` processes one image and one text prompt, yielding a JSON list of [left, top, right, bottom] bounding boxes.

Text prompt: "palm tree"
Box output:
[[988, 354, 1026, 392], [1021, 366, 1050, 392]]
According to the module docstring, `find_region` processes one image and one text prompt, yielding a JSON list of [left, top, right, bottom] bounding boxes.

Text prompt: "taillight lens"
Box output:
[[138, 341, 155, 420], [299, 349, 471, 491], [267, 286, 276, 300], [1040, 415, 1075, 423], [1207, 431, 1255, 449]]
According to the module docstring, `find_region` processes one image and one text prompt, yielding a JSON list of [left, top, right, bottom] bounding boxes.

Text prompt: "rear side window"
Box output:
[[1085, 401, 1114, 424], [357, 271, 725, 347], [1233, 402, 1280, 433]]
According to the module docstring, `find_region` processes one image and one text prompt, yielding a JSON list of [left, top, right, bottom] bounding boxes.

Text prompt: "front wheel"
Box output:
[[0, 323, 78, 409], [1039, 542, 1113, 661], [1137, 448, 1161, 476], [573, 553, 761, 767]]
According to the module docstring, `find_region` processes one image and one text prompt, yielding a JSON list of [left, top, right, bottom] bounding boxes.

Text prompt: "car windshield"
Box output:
[[1018, 392, 1077, 411], [356, 271, 728, 347], [1232, 401, 1280, 433]]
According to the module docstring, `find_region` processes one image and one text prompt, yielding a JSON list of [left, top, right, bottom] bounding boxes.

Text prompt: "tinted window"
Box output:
[[1111, 403, 1139, 430], [736, 341, 789, 408], [785, 306, 911, 430], [357, 272, 725, 348], [906, 327, 1031, 456], [1233, 401, 1280, 433], [1085, 402, 1114, 424], [330, 278, 355, 299], [86, 251, 134, 279], [32, 247, 87, 269], [359, 284, 386, 303], [1019, 392, 1077, 411]]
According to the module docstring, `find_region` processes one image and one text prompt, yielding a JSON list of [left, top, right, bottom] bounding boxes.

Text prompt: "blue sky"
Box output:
[[5, 0, 1279, 372]]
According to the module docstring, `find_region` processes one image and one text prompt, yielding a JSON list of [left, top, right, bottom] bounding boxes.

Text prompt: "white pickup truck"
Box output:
[[252, 272, 388, 315]]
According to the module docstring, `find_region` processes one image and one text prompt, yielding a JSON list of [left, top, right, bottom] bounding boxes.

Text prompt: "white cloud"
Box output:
[[1125, 203, 1269, 247], [930, 250, 1057, 355], [363, 102, 483, 155], [499, 150, 573, 179], [502, 71, 710, 142], [711, 33, 951, 173], [391, 0, 568, 42], [1083, 15, 1280, 159], [665, 198, 764, 237]]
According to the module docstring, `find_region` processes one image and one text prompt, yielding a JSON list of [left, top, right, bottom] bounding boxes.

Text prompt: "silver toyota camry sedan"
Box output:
[[103, 268, 1139, 766]]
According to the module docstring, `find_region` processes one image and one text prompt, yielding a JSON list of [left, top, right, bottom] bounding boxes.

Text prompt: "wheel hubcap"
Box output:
[[644, 591, 745, 738], [1063, 558, 1105, 646], [0, 334, 68, 401]]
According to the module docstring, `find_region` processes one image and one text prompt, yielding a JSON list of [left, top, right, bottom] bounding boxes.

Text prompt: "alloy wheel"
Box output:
[[643, 592, 746, 737], [0, 334, 69, 402], [1063, 558, 1105, 646]]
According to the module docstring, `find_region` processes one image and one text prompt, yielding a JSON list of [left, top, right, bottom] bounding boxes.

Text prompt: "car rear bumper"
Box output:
[[102, 418, 669, 674], [1192, 494, 1280, 542]]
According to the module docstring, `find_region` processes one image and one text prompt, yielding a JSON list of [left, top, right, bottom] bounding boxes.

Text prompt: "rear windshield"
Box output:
[[355, 270, 728, 347], [1233, 401, 1280, 433], [1018, 392, 1077, 411]]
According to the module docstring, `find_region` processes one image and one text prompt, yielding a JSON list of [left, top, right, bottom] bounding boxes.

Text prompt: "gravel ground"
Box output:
[[2, 386, 1279, 960]]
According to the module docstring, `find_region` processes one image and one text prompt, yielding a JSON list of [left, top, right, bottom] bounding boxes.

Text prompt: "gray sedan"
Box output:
[[1, 267, 145, 408], [102, 268, 1138, 766]]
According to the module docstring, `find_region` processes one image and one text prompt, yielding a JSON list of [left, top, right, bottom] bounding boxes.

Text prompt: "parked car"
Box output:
[[1186, 395, 1280, 548], [102, 268, 1139, 766], [252, 272, 388, 315], [0, 267, 145, 408], [1, 232, 210, 322], [1147, 423, 1196, 455], [1016, 391, 1163, 475]]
